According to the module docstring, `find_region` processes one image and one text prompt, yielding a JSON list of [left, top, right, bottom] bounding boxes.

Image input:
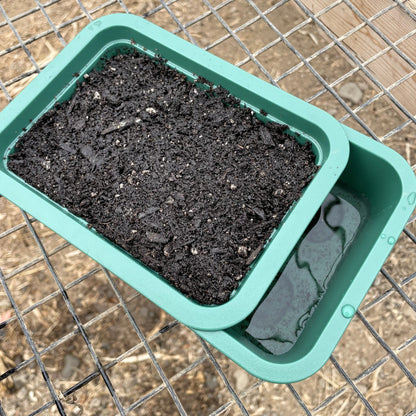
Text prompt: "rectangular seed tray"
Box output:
[[0, 14, 349, 331], [195, 125, 416, 383]]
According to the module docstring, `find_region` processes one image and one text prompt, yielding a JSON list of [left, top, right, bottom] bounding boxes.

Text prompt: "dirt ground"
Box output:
[[0, 0, 415, 415]]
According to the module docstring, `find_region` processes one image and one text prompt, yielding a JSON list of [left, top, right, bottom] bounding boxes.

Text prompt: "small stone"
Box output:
[[233, 369, 250, 391], [165, 196, 175, 205], [190, 247, 198, 255], [206, 374, 218, 390], [338, 82, 363, 105], [90, 398, 101, 408], [145, 107, 157, 114], [41, 160, 51, 170], [16, 387, 27, 400], [230, 184, 237, 190], [62, 354, 80, 379], [145, 231, 169, 244], [93, 91, 101, 100], [72, 406, 82, 415], [163, 244, 172, 257], [13, 372, 27, 390], [237, 246, 248, 258]]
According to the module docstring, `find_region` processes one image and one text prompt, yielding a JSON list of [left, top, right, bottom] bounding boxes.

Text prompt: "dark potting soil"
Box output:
[[8, 51, 319, 305]]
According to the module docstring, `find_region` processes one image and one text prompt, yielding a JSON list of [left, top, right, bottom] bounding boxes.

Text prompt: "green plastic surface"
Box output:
[[0, 15, 350, 331], [196, 126, 416, 383]]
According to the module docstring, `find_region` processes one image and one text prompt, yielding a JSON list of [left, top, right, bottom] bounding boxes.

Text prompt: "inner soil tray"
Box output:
[[195, 125, 416, 383], [0, 15, 349, 331]]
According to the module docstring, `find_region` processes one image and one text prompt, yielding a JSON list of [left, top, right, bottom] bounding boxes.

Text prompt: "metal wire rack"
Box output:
[[0, 0, 415, 415]]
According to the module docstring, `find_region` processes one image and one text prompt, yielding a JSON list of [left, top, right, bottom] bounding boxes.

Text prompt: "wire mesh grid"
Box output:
[[0, 0, 415, 414]]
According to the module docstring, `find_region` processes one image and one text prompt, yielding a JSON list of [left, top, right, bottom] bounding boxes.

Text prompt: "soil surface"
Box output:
[[8, 51, 318, 304]]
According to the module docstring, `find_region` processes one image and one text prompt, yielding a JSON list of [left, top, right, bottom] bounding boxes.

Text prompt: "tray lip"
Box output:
[[0, 14, 350, 331], [195, 126, 416, 383]]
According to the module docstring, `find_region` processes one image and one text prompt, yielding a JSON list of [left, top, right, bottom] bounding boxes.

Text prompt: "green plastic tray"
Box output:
[[195, 125, 416, 383], [0, 15, 349, 331]]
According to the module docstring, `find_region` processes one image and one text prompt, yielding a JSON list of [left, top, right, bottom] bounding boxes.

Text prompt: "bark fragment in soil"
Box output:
[[8, 51, 319, 305]]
